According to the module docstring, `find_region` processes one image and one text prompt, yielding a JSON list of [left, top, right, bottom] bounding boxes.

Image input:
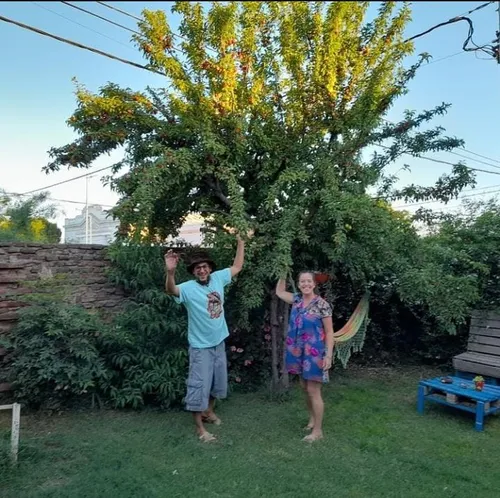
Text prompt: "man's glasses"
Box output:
[[194, 264, 210, 272]]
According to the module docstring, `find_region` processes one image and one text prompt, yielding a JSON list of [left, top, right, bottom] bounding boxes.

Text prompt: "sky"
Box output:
[[1, 1, 499, 235]]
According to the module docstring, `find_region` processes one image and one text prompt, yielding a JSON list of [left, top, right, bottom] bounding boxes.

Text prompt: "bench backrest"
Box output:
[[468, 311, 500, 357]]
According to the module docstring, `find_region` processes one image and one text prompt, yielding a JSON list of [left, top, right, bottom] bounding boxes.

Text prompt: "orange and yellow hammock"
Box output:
[[332, 292, 370, 367]]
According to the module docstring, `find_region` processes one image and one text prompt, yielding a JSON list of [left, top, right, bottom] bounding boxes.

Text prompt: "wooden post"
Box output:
[[270, 292, 280, 391], [11, 403, 20, 464], [0, 403, 21, 465], [280, 301, 290, 389]]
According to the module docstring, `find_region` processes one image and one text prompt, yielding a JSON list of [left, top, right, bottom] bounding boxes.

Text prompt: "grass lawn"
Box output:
[[2, 366, 500, 498]]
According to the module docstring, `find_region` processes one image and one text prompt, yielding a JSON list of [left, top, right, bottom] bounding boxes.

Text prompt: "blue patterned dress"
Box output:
[[285, 294, 332, 383]]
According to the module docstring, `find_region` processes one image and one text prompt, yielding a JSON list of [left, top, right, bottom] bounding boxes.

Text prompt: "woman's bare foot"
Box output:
[[302, 431, 323, 443]]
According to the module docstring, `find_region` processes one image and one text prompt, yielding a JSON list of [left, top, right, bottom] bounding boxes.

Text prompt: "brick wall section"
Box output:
[[0, 242, 127, 392]]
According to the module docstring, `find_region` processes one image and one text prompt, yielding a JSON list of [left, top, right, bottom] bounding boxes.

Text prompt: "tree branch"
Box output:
[[204, 177, 231, 208]]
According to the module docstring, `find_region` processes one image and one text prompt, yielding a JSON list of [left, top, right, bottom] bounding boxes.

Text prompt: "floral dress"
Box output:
[[285, 294, 332, 383]]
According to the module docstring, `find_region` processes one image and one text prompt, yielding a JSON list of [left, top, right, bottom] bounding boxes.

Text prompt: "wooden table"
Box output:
[[417, 376, 500, 431]]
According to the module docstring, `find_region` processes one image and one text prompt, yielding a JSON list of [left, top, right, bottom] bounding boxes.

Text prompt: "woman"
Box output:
[[276, 272, 334, 442]]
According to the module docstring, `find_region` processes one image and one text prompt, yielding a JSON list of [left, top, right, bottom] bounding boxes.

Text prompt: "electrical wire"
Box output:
[[457, 147, 500, 165], [95, 0, 218, 54], [21, 165, 115, 196], [0, 14, 166, 76], [4, 5, 499, 205], [392, 187, 500, 209], [422, 51, 465, 66], [31, 1, 133, 51], [96, 1, 142, 23], [60, 1, 140, 36], [61, 1, 185, 55], [374, 144, 500, 177], [447, 151, 500, 170], [405, 2, 497, 59], [406, 1, 494, 42], [1, 191, 114, 209], [379, 118, 500, 171]]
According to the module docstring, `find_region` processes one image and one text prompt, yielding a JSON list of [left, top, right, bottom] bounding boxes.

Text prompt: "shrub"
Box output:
[[9, 303, 110, 409]]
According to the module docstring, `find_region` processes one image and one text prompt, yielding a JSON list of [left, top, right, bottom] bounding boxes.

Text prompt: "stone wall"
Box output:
[[0, 243, 126, 392]]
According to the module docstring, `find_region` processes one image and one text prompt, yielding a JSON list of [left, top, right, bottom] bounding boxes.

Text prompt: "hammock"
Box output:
[[333, 292, 370, 368]]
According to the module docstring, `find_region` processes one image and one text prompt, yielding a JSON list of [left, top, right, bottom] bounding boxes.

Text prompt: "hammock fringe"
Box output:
[[333, 292, 370, 368]]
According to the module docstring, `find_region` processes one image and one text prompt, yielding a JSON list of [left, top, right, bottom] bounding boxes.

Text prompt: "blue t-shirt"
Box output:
[[174, 268, 232, 349]]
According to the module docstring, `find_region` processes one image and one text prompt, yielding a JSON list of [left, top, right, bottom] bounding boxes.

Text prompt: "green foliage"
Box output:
[[425, 199, 500, 310], [31, 1, 498, 389], [9, 303, 109, 409], [0, 191, 61, 243], [101, 243, 190, 408], [43, 3, 476, 331]]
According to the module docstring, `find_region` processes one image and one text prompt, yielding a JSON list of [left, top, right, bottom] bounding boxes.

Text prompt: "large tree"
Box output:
[[45, 2, 477, 383]]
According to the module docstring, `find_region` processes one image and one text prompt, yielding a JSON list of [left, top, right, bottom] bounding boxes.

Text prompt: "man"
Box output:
[[164, 233, 246, 442]]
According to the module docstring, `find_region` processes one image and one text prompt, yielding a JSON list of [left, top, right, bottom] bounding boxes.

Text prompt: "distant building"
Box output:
[[168, 214, 204, 245], [64, 206, 204, 246], [64, 205, 118, 245]]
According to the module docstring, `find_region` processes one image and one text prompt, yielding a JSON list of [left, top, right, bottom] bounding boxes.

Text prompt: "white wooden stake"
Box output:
[[0, 403, 21, 464], [11, 403, 20, 464]]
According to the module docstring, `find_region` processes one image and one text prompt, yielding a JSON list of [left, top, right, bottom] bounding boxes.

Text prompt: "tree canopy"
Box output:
[[44, 1, 478, 330]]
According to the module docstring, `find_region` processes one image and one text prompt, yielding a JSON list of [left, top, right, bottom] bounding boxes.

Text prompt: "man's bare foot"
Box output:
[[302, 431, 323, 443], [202, 412, 222, 426], [197, 430, 216, 443]]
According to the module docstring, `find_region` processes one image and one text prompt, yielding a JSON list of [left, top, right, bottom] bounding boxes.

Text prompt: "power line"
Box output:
[[392, 187, 500, 209], [0, 14, 166, 76], [447, 150, 500, 170], [61, 1, 185, 55], [458, 1, 496, 17], [398, 183, 500, 206], [95, 0, 218, 54], [2, 191, 114, 209], [374, 144, 500, 177], [379, 118, 500, 171], [457, 147, 500, 165], [405, 2, 494, 42], [60, 0, 140, 36], [21, 165, 115, 196], [96, 1, 143, 23], [404, 2, 497, 59], [31, 1, 133, 51], [422, 51, 465, 66], [5, 8, 498, 185]]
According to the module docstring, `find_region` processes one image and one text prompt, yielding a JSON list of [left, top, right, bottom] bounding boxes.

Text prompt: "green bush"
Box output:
[[9, 303, 110, 409], [98, 301, 188, 409]]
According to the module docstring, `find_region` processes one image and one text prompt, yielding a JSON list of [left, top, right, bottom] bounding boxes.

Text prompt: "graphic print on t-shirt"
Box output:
[[207, 291, 222, 319]]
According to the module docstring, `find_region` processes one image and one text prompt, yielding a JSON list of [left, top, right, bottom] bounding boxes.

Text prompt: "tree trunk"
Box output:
[[270, 292, 280, 391], [280, 301, 290, 389]]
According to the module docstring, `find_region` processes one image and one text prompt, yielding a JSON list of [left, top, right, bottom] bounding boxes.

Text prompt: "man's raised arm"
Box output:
[[164, 250, 180, 297], [230, 235, 245, 277]]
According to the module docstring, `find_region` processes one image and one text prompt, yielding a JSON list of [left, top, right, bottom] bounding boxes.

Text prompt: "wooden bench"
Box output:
[[453, 311, 500, 381]]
